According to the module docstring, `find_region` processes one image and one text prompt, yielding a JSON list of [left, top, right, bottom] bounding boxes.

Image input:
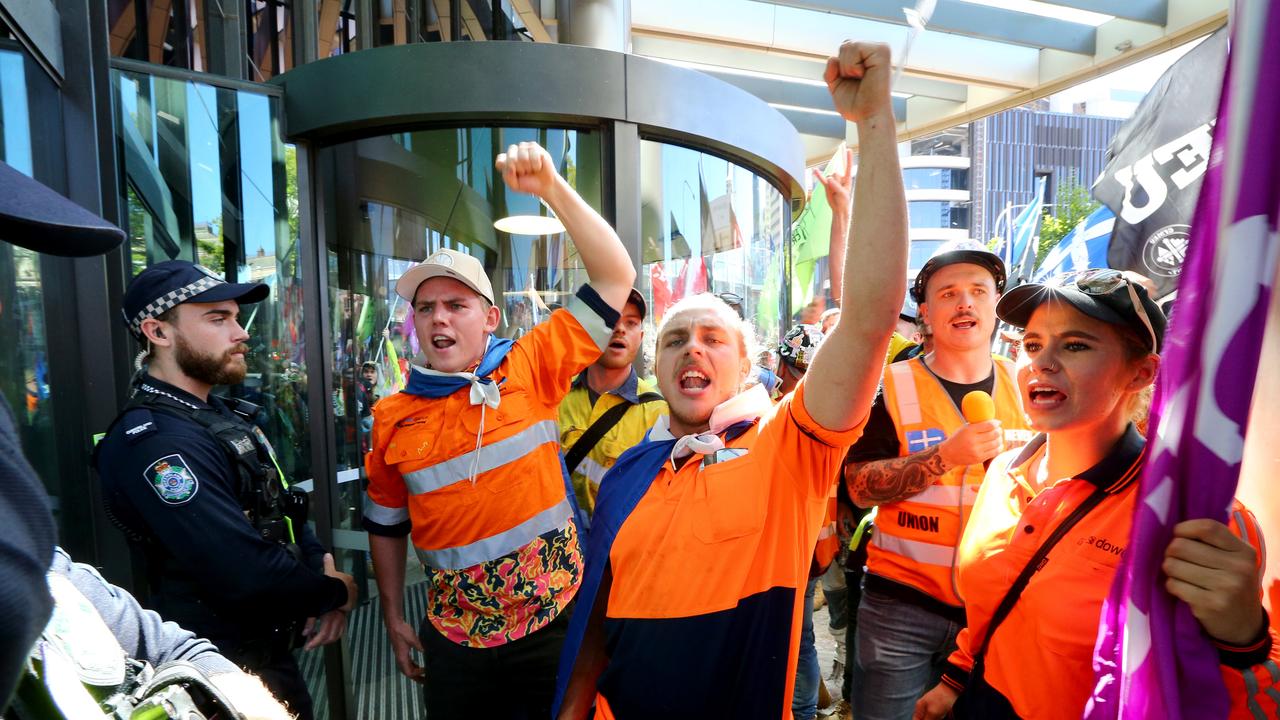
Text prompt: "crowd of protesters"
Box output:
[[2, 38, 1277, 720]]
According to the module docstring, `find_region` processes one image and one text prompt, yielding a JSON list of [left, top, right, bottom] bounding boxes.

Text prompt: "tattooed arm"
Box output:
[[845, 447, 951, 507], [844, 416, 1004, 507]]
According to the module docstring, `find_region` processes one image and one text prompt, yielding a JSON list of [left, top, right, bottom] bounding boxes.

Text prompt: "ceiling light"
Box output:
[[494, 214, 565, 235]]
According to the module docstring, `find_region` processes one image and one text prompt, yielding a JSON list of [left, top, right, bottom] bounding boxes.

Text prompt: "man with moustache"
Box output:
[[95, 261, 357, 720], [559, 289, 667, 519], [843, 240, 1031, 720]]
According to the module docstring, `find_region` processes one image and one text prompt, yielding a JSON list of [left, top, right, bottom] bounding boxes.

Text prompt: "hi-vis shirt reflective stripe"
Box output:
[[867, 355, 1030, 607], [578, 456, 610, 485], [403, 420, 560, 495], [872, 532, 956, 567], [363, 498, 409, 526], [416, 497, 574, 570]]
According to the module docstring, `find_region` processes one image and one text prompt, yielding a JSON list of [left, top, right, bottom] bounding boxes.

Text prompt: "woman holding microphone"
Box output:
[[912, 270, 1279, 719]]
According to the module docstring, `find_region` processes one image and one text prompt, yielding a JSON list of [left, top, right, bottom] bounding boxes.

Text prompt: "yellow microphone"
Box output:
[[961, 390, 996, 470]]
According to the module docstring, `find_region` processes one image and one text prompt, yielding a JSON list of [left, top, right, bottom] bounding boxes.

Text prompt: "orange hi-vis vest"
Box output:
[[867, 355, 1030, 607]]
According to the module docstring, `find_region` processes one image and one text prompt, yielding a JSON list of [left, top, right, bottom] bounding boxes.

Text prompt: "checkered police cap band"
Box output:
[[126, 276, 223, 338]]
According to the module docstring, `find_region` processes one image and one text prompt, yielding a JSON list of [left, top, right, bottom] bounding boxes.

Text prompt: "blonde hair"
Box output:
[[655, 293, 761, 366]]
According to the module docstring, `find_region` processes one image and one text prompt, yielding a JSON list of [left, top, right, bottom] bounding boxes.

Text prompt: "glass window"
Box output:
[[909, 239, 945, 271], [909, 201, 971, 229], [639, 140, 789, 353], [0, 45, 61, 503], [107, 1, 207, 70], [319, 0, 359, 58], [112, 65, 323, 698], [317, 125, 601, 711], [903, 167, 969, 191], [246, 0, 293, 79]]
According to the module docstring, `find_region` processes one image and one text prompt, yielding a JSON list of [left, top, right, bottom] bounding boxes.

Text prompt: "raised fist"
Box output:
[[824, 41, 894, 124], [496, 141, 560, 198]]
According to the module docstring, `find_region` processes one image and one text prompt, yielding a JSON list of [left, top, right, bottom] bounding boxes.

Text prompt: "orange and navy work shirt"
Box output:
[[594, 380, 866, 719], [363, 286, 617, 648], [866, 356, 1030, 609], [942, 426, 1280, 720]]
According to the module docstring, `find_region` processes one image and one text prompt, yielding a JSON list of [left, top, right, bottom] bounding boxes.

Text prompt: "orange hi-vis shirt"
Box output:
[[593, 380, 867, 719], [943, 427, 1280, 720], [869, 356, 1031, 607], [364, 292, 614, 647]]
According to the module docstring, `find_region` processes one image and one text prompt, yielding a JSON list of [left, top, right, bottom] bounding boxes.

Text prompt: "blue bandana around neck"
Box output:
[[402, 335, 515, 399], [551, 419, 756, 714]]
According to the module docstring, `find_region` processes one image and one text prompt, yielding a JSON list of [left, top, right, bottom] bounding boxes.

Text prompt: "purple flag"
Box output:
[[1086, 6, 1280, 719]]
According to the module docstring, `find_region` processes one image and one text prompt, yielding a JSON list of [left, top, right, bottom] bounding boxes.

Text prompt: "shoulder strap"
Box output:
[[976, 485, 1110, 659], [563, 392, 663, 475]]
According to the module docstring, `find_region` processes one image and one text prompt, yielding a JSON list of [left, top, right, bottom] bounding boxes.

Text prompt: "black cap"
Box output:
[[911, 239, 1007, 303], [778, 323, 825, 371], [123, 260, 269, 339], [626, 288, 648, 320], [900, 292, 919, 322], [0, 161, 125, 257], [997, 271, 1167, 353]]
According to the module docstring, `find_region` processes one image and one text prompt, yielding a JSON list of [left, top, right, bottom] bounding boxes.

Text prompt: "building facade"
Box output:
[[0, 2, 805, 716]]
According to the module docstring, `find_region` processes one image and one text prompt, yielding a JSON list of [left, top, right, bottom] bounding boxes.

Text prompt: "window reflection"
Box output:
[[108, 0, 207, 70], [903, 167, 969, 191], [0, 47, 61, 509], [908, 201, 971, 229], [639, 140, 789, 349], [318, 125, 600, 714]]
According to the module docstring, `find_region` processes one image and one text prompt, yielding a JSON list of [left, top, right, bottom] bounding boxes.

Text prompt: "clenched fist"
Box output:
[[825, 41, 895, 124], [496, 142, 561, 198]]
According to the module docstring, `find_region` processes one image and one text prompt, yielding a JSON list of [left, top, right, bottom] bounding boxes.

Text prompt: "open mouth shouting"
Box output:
[[950, 314, 979, 331], [677, 365, 712, 396], [430, 334, 456, 351], [1027, 382, 1067, 409]]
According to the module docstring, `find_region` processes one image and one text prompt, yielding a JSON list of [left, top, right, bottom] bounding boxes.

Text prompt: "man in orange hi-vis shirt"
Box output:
[[553, 40, 908, 720], [363, 142, 635, 719]]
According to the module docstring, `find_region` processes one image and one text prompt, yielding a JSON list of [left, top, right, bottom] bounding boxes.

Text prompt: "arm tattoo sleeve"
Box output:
[[845, 446, 950, 506]]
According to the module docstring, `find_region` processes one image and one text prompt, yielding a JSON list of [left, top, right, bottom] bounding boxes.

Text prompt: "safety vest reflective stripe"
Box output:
[[363, 497, 409, 526], [577, 456, 610, 485], [908, 484, 979, 508], [889, 362, 922, 425], [871, 533, 956, 568], [403, 419, 559, 495], [415, 496, 574, 570]]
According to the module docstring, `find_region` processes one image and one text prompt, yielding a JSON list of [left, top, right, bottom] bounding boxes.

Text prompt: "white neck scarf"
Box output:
[[650, 383, 773, 465], [409, 336, 503, 409]]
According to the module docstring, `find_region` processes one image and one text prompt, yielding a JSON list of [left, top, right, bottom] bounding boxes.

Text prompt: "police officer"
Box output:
[[95, 261, 357, 720]]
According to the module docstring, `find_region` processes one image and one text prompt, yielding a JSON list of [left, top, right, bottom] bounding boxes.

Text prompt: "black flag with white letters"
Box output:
[[1092, 28, 1228, 299]]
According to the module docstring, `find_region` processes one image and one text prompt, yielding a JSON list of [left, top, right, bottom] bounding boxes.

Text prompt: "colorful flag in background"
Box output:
[[790, 145, 846, 310], [1033, 206, 1115, 282], [1003, 176, 1045, 285], [1086, 8, 1280, 719]]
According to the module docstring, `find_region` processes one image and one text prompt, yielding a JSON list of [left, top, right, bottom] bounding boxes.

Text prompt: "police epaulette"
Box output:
[[121, 409, 159, 445]]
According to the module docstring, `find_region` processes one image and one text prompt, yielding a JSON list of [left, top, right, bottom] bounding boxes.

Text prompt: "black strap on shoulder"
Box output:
[[563, 392, 663, 475], [976, 484, 1110, 660]]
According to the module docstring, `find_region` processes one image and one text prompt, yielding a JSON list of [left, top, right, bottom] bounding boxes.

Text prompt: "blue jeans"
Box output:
[[852, 586, 962, 720], [792, 578, 820, 720]]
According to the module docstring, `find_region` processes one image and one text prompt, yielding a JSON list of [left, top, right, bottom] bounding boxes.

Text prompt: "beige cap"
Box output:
[[395, 248, 495, 305]]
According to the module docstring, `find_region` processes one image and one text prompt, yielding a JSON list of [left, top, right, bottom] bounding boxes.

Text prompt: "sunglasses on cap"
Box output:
[[716, 292, 744, 306], [1055, 269, 1158, 352]]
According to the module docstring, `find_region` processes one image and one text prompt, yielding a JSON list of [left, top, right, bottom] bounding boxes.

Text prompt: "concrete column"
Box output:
[[555, 0, 629, 52]]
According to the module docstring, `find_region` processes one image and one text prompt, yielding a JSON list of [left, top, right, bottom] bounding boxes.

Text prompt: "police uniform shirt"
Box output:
[[95, 375, 347, 640]]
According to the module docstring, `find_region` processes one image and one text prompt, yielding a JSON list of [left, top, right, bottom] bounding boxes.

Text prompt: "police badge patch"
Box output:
[[145, 454, 199, 504]]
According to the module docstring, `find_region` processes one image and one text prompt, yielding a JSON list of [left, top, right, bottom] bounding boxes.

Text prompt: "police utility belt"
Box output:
[[7, 573, 245, 720]]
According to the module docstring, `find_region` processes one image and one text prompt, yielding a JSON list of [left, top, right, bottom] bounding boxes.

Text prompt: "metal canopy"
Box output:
[[629, 0, 1227, 163]]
